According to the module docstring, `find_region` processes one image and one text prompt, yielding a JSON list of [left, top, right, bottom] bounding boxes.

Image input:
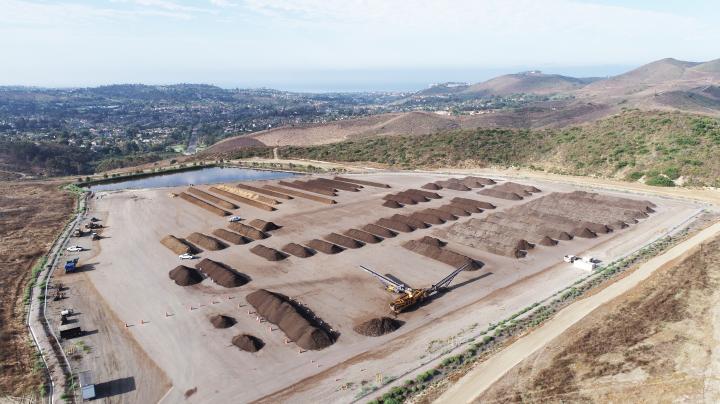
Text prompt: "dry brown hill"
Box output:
[[462, 71, 591, 96]]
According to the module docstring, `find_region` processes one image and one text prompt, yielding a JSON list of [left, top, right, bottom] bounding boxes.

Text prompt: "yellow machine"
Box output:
[[359, 264, 469, 314]]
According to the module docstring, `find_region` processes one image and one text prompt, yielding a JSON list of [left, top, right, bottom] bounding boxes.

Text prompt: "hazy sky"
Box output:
[[1, 0, 719, 91]]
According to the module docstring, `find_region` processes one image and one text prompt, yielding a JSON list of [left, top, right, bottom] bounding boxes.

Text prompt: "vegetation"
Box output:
[[223, 110, 720, 187]]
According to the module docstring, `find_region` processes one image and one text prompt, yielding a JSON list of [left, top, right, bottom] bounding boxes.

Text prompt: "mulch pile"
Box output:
[[232, 334, 264, 352], [403, 239, 480, 270], [417, 236, 446, 247], [281, 180, 336, 196], [478, 188, 523, 200], [334, 176, 390, 188], [250, 245, 287, 261], [263, 185, 336, 204], [382, 200, 403, 208], [282, 243, 314, 258], [343, 229, 382, 244], [307, 239, 343, 254], [376, 218, 414, 233], [187, 232, 226, 251], [437, 204, 470, 217], [405, 189, 441, 199], [353, 317, 403, 337], [246, 289, 334, 350], [235, 183, 293, 200], [161, 235, 193, 254], [436, 180, 470, 191], [410, 211, 445, 225], [451, 197, 496, 210], [383, 194, 417, 205], [186, 187, 238, 210], [168, 265, 203, 286], [195, 258, 249, 288], [421, 208, 457, 221], [212, 229, 249, 245], [229, 222, 268, 240], [312, 178, 361, 192], [210, 314, 236, 328], [248, 219, 281, 232], [362, 224, 397, 238], [178, 192, 230, 216], [325, 233, 364, 249], [390, 214, 429, 229], [422, 182, 441, 190]]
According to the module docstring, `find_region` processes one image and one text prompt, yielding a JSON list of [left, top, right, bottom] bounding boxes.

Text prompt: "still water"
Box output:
[[89, 166, 296, 192]]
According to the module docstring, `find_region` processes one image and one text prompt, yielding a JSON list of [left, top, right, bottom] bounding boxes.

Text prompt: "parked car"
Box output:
[[228, 216, 242, 222], [66, 245, 83, 252], [179, 253, 195, 260]]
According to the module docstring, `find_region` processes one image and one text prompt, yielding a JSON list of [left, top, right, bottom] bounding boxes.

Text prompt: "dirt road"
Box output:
[[435, 220, 720, 404]]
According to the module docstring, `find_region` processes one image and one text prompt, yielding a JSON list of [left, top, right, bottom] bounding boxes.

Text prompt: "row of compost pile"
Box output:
[[250, 245, 287, 261], [282, 243, 314, 258], [212, 229, 250, 245], [187, 232, 227, 251], [246, 289, 334, 350], [195, 258, 249, 287], [161, 235, 194, 254]]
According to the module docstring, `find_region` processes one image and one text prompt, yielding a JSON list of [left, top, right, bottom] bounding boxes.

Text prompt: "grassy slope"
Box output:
[[219, 110, 720, 187]]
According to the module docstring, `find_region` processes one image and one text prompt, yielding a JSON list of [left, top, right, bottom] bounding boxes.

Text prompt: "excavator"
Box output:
[[359, 263, 469, 314]]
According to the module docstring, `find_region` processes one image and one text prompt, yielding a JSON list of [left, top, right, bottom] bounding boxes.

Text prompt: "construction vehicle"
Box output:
[[359, 263, 469, 314], [64, 258, 79, 273]]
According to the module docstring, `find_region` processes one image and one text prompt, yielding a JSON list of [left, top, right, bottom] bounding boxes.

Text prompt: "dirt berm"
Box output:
[[246, 289, 334, 350], [195, 258, 249, 288]]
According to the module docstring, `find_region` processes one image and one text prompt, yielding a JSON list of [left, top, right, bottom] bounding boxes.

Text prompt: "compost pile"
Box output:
[[451, 197, 495, 210], [232, 334, 264, 352], [362, 224, 397, 238], [477, 188, 523, 200], [436, 191, 655, 258], [410, 211, 445, 225], [306, 239, 343, 254], [250, 245, 287, 261], [229, 222, 268, 240], [186, 187, 238, 210], [390, 214, 429, 229], [382, 200, 403, 209], [437, 204, 470, 217], [168, 265, 203, 286], [212, 229, 249, 245], [195, 258, 248, 288], [282, 243, 314, 258], [187, 232, 226, 251], [178, 192, 230, 216], [246, 289, 334, 350], [210, 314, 236, 328], [325, 233, 364, 249], [354, 317, 402, 337], [421, 182, 441, 190], [334, 176, 390, 188], [375, 218, 414, 233], [248, 219, 281, 232], [161, 235, 193, 254], [405, 189, 441, 199], [343, 229, 382, 244], [403, 238, 480, 270]]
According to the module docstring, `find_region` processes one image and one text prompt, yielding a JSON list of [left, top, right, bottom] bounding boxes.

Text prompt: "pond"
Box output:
[[88, 166, 297, 192]]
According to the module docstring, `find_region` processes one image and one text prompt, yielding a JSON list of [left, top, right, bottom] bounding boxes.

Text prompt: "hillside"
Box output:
[[462, 71, 592, 96], [217, 110, 720, 187]]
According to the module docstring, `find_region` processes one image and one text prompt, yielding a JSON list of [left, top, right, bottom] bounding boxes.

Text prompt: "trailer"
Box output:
[[78, 370, 96, 400], [58, 323, 82, 339]]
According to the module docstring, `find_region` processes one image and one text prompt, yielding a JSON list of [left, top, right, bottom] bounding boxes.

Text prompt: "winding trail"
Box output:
[[435, 221, 720, 404]]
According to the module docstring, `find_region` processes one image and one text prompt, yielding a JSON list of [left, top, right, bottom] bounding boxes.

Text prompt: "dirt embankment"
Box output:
[[0, 180, 74, 396], [478, 235, 720, 403]]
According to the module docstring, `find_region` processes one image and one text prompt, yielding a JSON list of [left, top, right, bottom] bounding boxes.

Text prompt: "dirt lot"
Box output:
[[0, 180, 73, 397], [73, 172, 702, 403], [476, 233, 720, 403]]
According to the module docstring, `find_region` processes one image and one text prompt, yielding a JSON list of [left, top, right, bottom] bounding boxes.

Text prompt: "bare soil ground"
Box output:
[[77, 172, 700, 403], [476, 234, 720, 403], [0, 180, 73, 397]]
